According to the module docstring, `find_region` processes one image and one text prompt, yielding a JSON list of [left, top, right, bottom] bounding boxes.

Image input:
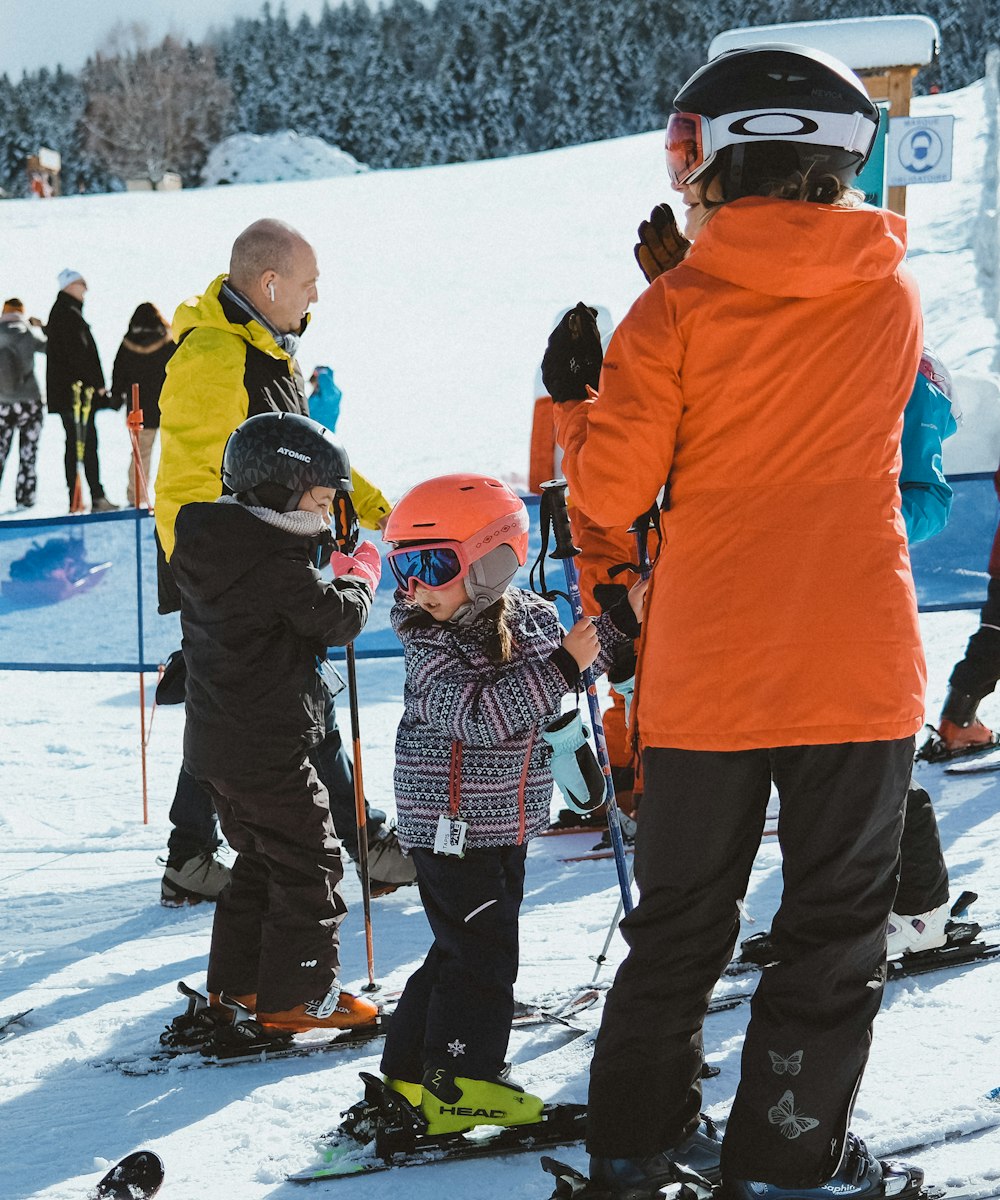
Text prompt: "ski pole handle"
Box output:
[[540, 479, 580, 561]]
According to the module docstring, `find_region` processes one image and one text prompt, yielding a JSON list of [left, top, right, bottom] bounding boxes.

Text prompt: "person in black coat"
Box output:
[[45, 269, 118, 512], [110, 302, 175, 506], [169, 411, 383, 1031]]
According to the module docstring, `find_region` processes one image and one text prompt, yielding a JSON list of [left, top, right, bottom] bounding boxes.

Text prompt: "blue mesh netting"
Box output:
[[0, 483, 994, 671]]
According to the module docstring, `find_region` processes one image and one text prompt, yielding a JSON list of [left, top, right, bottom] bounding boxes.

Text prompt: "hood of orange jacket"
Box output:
[[687, 196, 908, 297]]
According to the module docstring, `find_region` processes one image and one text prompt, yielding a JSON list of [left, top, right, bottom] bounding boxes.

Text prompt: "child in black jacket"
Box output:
[[170, 411, 382, 1032]]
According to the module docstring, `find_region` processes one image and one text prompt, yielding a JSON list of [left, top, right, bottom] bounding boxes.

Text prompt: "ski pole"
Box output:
[[323, 507, 379, 993], [345, 638, 379, 993], [540, 478, 634, 915], [590, 505, 656, 979], [70, 381, 85, 513]]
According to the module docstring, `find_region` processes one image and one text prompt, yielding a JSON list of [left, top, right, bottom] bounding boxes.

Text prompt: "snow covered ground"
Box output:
[[2, 76, 1000, 1199]]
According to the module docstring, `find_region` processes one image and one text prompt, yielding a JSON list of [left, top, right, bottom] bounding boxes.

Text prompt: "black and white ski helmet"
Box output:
[[670, 43, 879, 199], [222, 411, 352, 506]]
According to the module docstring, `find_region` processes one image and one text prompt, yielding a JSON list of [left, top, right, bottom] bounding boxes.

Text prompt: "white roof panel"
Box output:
[[709, 16, 940, 71]]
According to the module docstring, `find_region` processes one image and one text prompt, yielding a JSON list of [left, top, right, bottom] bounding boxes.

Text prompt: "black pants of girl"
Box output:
[[381, 844, 526, 1083], [586, 738, 914, 1188], [202, 761, 347, 1013]]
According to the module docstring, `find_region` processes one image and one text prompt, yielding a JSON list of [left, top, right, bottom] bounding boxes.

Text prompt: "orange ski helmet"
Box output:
[[385, 474, 530, 621]]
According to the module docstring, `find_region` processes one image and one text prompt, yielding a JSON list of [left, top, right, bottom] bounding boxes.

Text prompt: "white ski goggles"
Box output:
[[665, 108, 878, 187]]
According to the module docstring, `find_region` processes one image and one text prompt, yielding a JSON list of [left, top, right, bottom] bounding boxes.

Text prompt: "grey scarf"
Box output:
[[217, 494, 325, 537]]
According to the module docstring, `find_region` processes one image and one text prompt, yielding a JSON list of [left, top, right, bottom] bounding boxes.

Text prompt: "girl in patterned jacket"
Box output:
[[374, 472, 645, 1138]]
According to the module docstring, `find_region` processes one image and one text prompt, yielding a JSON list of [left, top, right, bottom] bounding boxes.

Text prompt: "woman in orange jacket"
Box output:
[[544, 45, 926, 1200]]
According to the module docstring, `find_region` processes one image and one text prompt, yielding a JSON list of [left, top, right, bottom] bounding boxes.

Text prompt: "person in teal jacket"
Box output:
[[900, 352, 959, 545], [889, 347, 961, 957]]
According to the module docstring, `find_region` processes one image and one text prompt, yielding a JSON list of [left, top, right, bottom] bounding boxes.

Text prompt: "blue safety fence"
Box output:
[[0, 479, 996, 671]]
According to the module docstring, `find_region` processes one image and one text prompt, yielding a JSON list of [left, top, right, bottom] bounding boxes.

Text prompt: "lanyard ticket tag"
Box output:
[[434, 814, 468, 858]]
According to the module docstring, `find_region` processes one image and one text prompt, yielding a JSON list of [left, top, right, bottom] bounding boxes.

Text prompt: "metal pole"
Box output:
[[345, 641, 379, 992], [540, 479, 634, 915]]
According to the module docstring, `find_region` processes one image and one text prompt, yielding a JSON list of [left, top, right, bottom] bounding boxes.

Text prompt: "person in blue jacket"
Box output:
[[899, 349, 959, 544], [309, 365, 342, 432], [889, 348, 961, 956]]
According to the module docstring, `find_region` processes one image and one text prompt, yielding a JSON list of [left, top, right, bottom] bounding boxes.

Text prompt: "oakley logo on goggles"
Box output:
[[665, 108, 877, 186], [387, 510, 529, 595]]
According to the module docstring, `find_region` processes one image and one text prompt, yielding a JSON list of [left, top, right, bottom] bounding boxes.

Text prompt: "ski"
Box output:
[[539, 1155, 948, 1200], [539, 1086, 1000, 1199], [287, 1072, 588, 1183], [107, 983, 585, 1076], [90, 1150, 164, 1200], [731, 892, 984, 971], [0, 1008, 32, 1041], [546, 923, 1000, 1025], [945, 749, 1000, 774], [917, 721, 1000, 764]]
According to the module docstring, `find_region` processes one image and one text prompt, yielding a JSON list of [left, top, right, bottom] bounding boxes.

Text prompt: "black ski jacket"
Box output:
[[110, 332, 175, 427], [170, 501, 372, 785], [44, 290, 106, 416]]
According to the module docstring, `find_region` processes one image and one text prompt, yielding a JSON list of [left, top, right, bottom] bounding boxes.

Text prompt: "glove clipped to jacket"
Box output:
[[329, 540, 382, 592], [634, 202, 691, 283], [542, 710, 606, 814], [541, 301, 604, 404]]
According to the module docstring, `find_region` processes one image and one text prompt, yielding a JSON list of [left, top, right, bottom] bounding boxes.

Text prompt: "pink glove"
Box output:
[[329, 540, 382, 592]]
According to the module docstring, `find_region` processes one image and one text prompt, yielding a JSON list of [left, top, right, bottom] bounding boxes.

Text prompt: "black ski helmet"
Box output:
[[670, 43, 879, 200], [222, 411, 352, 510]]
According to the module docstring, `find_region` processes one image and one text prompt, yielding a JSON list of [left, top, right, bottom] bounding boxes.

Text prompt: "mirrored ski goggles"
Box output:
[[665, 108, 877, 187], [387, 542, 469, 593]]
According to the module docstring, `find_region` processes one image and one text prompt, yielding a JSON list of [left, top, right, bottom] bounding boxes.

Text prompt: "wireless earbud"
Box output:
[[268, 283, 276, 302]]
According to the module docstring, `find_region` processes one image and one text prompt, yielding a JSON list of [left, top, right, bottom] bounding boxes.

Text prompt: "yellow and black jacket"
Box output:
[[154, 275, 390, 611]]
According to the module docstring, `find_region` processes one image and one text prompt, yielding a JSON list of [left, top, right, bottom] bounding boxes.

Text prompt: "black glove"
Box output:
[[634, 203, 691, 283], [541, 302, 603, 403]]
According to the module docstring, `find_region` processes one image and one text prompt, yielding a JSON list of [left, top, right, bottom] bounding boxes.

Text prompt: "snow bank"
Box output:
[[200, 130, 368, 186]]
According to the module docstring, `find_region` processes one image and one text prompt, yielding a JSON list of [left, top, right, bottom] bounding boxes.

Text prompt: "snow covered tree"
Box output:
[[82, 25, 232, 185]]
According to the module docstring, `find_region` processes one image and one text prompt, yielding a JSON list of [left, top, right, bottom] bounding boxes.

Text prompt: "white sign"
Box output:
[[887, 115, 954, 186]]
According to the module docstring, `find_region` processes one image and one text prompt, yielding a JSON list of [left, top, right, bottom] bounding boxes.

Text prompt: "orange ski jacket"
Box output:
[[556, 197, 926, 751]]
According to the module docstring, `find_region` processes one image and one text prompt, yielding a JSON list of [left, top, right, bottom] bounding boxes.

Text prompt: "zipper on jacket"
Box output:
[[516, 729, 536, 845]]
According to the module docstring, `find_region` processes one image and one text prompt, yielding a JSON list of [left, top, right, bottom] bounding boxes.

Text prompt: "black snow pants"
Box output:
[[169, 691, 385, 865], [949, 574, 1000, 704], [380, 844, 526, 1083], [202, 760, 347, 1013], [586, 738, 914, 1188], [895, 785, 949, 915], [59, 408, 106, 504]]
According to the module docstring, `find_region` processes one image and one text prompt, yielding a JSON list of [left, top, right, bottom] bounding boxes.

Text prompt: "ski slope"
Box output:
[[1, 78, 1000, 1199]]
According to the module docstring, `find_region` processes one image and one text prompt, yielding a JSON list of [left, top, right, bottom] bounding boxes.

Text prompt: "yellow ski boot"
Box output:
[[420, 1067, 544, 1135]]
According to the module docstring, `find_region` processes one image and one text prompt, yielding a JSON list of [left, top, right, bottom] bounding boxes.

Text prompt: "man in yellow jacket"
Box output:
[[154, 218, 415, 907]]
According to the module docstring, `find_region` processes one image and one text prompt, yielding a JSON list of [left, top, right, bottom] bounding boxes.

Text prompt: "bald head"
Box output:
[[228, 219, 319, 334]]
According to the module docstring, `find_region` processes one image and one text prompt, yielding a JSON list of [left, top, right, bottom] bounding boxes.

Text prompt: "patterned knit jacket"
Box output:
[[392, 586, 638, 851]]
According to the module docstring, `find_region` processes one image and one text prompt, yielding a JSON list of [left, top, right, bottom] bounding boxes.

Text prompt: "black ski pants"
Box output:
[[168, 692, 385, 864], [380, 844, 526, 1084], [896, 785, 949, 915], [59, 409, 105, 504], [586, 738, 914, 1188], [948, 575, 1000, 704], [202, 760, 347, 1013]]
